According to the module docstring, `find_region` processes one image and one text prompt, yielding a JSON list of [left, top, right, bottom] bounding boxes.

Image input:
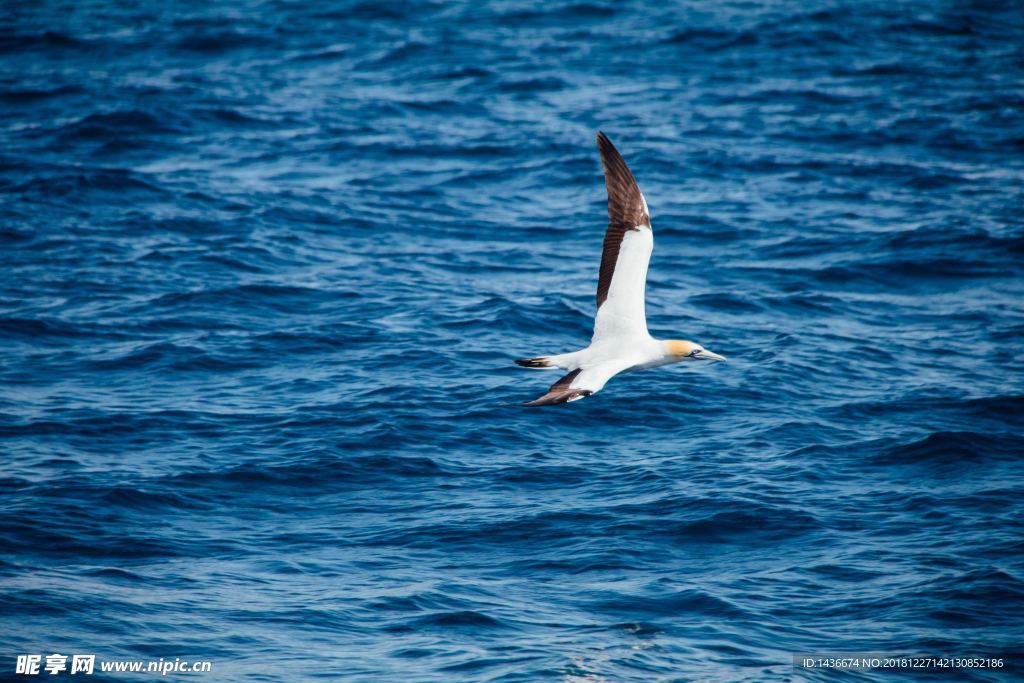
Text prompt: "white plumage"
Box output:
[[515, 133, 725, 406]]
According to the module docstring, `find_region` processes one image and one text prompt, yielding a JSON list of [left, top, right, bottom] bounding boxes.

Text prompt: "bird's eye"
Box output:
[[690, 349, 702, 356]]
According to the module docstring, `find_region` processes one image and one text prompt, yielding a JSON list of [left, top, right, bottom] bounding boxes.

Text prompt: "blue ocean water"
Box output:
[[2, 0, 1023, 680]]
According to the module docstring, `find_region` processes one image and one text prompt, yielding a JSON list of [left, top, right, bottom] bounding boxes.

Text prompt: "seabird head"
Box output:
[[665, 339, 727, 363]]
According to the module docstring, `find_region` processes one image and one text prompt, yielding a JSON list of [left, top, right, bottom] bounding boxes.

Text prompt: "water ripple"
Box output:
[[1, 0, 1022, 680]]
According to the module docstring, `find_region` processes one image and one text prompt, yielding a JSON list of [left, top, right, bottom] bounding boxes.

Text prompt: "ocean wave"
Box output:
[[0, 84, 86, 102], [868, 431, 1024, 467], [2, 0, 1022, 679], [592, 588, 746, 619], [174, 30, 268, 53], [167, 453, 451, 491], [0, 30, 85, 52], [60, 110, 179, 140]]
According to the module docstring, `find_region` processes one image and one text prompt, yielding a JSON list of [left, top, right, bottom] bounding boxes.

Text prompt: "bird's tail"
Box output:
[[515, 356, 554, 369]]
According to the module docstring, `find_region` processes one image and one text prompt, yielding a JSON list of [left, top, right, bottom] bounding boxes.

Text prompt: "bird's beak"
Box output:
[[696, 349, 727, 362]]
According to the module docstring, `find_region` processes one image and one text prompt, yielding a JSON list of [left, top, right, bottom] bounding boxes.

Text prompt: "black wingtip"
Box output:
[[596, 131, 625, 166], [515, 357, 551, 368], [522, 389, 593, 407]]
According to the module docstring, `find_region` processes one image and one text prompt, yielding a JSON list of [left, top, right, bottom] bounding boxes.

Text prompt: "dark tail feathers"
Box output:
[[515, 357, 552, 368]]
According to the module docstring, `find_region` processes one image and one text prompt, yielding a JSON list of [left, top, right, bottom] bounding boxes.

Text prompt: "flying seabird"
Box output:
[[515, 132, 726, 406]]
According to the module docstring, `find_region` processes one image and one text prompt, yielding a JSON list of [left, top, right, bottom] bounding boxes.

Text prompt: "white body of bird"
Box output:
[[515, 133, 726, 406]]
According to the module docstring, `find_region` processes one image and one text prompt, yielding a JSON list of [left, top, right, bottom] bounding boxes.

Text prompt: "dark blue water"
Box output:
[[2, 1, 1023, 680]]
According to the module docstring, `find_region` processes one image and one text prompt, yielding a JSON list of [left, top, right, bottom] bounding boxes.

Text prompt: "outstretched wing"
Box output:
[[593, 132, 653, 343], [522, 361, 630, 407], [523, 369, 592, 406]]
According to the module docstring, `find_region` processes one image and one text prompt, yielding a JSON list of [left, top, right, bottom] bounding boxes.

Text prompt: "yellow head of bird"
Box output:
[[666, 340, 727, 362]]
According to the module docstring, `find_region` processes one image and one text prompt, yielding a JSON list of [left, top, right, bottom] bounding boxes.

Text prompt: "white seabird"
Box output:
[[516, 132, 726, 406]]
